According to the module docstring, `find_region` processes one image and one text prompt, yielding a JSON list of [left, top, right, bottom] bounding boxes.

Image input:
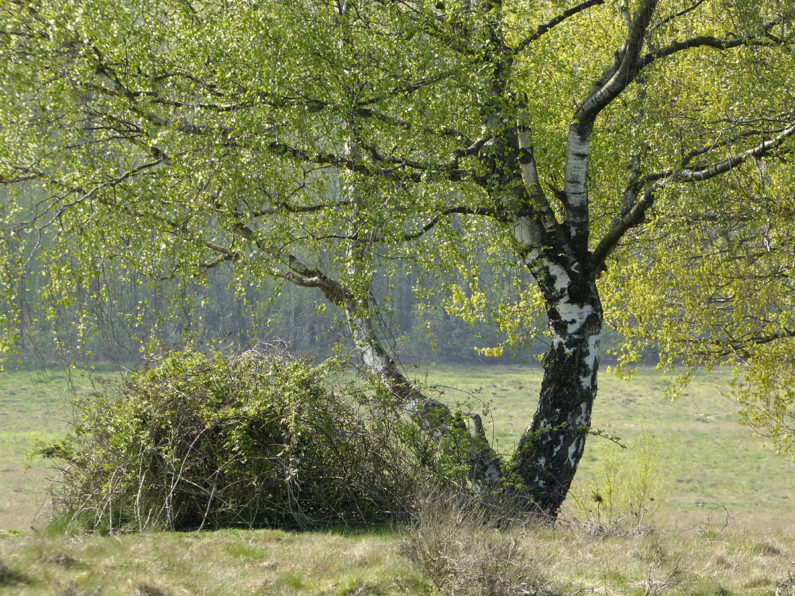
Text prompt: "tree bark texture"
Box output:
[[514, 285, 602, 515], [344, 301, 504, 490]]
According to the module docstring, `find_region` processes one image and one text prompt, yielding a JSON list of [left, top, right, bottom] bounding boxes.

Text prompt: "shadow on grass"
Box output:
[[0, 558, 33, 587], [318, 521, 400, 537]]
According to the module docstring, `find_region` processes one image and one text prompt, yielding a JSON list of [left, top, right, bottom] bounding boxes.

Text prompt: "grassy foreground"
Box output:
[[0, 364, 793, 594], [1, 522, 793, 594], [1, 520, 793, 594]]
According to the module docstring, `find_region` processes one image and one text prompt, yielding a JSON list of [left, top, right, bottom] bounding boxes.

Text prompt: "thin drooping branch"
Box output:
[[638, 17, 786, 72], [89, 56, 478, 183], [590, 120, 795, 267], [356, 68, 463, 108], [615, 326, 795, 359], [7, 160, 165, 233], [243, 185, 353, 218], [0, 171, 41, 185], [353, 105, 471, 143], [265, 140, 421, 183], [153, 251, 240, 282], [649, 0, 707, 32], [512, 0, 605, 56], [401, 206, 500, 241], [359, 141, 472, 180]]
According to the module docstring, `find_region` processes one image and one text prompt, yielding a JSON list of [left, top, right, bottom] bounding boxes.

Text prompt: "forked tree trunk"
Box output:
[[309, 246, 600, 513], [339, 276, 602, 513]]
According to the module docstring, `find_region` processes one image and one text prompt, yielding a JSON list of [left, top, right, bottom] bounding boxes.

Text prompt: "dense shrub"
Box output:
[[42, 347, 426, 531]]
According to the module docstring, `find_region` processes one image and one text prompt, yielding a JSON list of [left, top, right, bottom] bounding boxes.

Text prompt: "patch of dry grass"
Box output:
[[401, 493, 794, 595], [537, 524, 793, 595], [400, 493, 556, 595]]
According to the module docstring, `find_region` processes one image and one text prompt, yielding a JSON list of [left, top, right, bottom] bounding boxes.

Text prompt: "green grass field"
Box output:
[[0, 364, 793, 594], [0, 368, 92, 532], [421, 365, 794, 529]]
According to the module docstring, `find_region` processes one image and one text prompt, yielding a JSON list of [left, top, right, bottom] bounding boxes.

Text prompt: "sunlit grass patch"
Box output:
[[0, 368, 118, 531], [0, 507, 792, 594], [528, 524, 793, 595], [0, 528, 427, 594]]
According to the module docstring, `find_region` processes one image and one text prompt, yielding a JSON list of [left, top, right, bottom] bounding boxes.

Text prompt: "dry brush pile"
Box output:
[[40, 347, 433, 532]]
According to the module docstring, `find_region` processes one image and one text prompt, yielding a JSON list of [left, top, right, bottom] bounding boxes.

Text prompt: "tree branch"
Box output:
[[401, 205, 499, 241], [649, 0, 707, 32], [512, 0, 605, 56], [638, 17, 785, 72], [676, 121, 795, 182], [562, 0, 658, 257], [0, 171, 41, 185], [590, 120, 795, 268], [516, 124, 560, 235], [573, 0, 658, 125]]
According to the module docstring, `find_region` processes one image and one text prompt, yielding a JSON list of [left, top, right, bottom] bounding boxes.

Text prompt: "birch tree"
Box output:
[[1, 0, 793, 515]]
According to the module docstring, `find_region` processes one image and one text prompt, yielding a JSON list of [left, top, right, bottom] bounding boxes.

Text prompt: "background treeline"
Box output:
[[10, 258, 556, 366], [4, 189, 632, 367]]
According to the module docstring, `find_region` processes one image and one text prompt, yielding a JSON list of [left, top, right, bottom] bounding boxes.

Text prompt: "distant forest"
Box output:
[[11, 262, 527, 366], [9, 253, 637, 367], [4, 186, 639, 367]]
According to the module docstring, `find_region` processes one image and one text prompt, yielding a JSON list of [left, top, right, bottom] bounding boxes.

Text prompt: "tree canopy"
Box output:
[[1, 0, 793, 513]]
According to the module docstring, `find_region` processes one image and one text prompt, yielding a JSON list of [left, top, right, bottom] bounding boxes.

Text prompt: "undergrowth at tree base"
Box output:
[[401, 491, 559, 595]]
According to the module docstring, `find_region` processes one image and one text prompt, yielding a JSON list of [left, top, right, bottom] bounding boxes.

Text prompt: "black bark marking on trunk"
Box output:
[[513, 281, 602, 517]]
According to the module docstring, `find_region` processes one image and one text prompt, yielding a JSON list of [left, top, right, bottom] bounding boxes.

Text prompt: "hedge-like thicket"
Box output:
[[43, 348, 428, 532]]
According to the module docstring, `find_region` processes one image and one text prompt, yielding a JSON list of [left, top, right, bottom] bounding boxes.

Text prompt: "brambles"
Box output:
[[41, 347, 427, 531]]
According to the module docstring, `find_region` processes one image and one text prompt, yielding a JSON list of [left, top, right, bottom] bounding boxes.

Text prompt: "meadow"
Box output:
[[421, 365, 794, 530], [0, 364, 793, 594]]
